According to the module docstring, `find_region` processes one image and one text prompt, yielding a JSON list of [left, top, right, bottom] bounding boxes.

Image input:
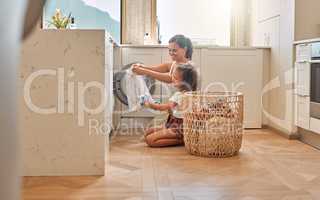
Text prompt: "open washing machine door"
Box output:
[[113, 62, 156, 106]]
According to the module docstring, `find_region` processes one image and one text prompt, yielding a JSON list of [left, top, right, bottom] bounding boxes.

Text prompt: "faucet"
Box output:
[[156, 16, 161, 44]]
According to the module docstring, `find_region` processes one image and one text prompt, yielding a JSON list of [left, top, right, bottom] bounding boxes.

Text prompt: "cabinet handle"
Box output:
[[298, 43, 308, 47], [296, 61, 309, 64], [297, 94, 310, 97]]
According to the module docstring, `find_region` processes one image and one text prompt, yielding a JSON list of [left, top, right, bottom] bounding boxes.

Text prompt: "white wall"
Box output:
[[295, 0, 320, 41]]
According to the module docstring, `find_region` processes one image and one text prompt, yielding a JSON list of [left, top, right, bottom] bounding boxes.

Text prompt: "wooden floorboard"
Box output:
[[22, 129, 320, 200]]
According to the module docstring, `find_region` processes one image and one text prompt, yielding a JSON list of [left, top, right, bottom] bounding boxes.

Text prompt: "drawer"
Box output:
[[296, 44, 311, 62], [294, 62, 310, 96], [295, 95, 310, 129], [310, 117, 320, 134]]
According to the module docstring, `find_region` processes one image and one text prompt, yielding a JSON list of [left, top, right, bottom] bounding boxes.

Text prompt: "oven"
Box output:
[[310, 42, 320, 119]]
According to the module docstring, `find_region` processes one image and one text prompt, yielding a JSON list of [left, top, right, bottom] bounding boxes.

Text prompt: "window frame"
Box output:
[[42, 0, 122, 44]]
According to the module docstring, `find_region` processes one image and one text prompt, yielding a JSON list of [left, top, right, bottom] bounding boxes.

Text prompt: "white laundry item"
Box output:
[[123, 67, 154, 112]]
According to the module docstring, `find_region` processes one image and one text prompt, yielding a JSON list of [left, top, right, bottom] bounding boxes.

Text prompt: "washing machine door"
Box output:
[[113, 62, 156, 105]]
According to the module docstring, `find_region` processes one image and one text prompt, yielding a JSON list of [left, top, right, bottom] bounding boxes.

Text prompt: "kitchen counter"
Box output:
[[294, 38, 320, 44], [120, 44, 271, 50], [114, 45, 270, 129], [20, 30, 107, 176]]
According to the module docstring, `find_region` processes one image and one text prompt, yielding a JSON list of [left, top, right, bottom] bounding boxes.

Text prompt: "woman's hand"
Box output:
[[132, 63, 145, 75], [131, 63, 173, 83]]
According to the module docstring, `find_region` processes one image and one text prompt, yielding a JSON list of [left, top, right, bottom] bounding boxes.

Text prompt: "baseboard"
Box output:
[[298, 128, 320, 150], [262, 125, 300, 140]]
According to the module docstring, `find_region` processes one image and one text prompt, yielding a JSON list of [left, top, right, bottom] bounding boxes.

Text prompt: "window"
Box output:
[[157, 0, 232, 46], [43, 0, 121, 44]]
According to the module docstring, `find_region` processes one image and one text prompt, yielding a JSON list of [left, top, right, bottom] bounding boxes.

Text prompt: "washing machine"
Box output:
[[113, 62, 157, 130]]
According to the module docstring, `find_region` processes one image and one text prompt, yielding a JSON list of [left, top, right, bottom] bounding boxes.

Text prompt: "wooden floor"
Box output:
[[22, 129, 320, 200]]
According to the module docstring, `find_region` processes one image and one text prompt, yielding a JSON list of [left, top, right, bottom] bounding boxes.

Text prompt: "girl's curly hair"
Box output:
[[175, 64, 198, 91]]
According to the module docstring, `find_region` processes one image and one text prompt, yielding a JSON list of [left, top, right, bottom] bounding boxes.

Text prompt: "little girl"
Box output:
[[144, 63, 198, 147]]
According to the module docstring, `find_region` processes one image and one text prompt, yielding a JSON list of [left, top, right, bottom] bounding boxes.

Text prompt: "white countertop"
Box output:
[[119, 44, 271, 50], [294, 38, 320, 45]]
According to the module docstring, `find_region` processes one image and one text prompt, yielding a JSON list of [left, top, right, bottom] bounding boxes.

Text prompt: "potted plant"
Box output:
[[48, 9, 71, 29]]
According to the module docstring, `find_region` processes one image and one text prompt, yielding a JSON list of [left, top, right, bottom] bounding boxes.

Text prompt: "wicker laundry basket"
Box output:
[[182, 92, 244, 158]]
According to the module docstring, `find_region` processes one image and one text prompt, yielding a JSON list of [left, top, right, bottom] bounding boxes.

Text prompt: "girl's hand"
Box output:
[[132, 64, 145, 75], [144, 101, 176, 111], [144, 101, 151, 108]]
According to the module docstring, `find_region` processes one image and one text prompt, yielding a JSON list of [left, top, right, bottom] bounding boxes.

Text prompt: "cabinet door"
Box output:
[[296, 44, 311, 62], [295, 95, 310, 129], [294, 62, 310, 96], [200, 49, 263, 128], [259, 17, 280, 47], [257, 0, 280, 22], [310, 117, 320, 134], [121, 47, 163, 66]]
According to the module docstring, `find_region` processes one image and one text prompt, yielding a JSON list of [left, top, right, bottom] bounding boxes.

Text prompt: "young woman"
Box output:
[[132, 35, 195, 147], [132, 34, 194, 83]]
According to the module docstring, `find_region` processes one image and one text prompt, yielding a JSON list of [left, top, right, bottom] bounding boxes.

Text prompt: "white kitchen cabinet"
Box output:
[[294, 61, 311, 96], [310, 117, 320, 134], [252, 1, 296, 134], [200, 48, 265, 128], [117, 46, 268, 129], [258, 18, 280, 84], [296, 44, 311, 62], [121, 47, 163, 66], [293, 42, 312, 131], [255, 17, 280, 48], [257, 0, 280, 22], [295, 95, 310, 129]]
